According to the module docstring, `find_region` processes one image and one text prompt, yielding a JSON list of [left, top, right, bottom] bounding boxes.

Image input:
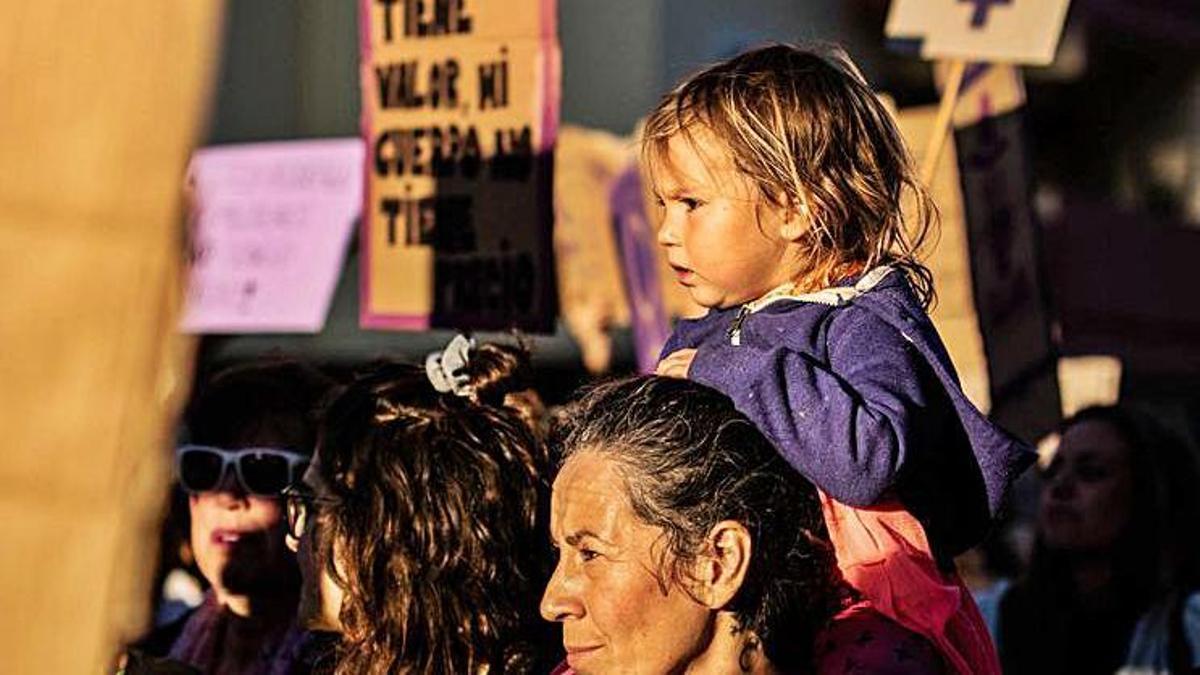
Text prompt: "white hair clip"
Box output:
[[425, 334, 476, 397]]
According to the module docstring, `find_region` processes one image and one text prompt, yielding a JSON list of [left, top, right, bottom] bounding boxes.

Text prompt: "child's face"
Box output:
[[652, 130, 806, 309]]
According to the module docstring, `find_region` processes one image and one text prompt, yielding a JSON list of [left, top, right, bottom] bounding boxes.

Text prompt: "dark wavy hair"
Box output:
[[550, 375, 852, 671], [186, 358, 333, 451], [642, 43, 936, 307], [315, 342, 552, 675]]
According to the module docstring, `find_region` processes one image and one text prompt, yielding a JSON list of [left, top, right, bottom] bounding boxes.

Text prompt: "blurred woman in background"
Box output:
[[137, 359, 332, 675], [979, 405, 1200, 674]]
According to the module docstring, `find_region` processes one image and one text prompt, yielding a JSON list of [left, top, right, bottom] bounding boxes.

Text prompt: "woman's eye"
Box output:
[[580, 548, 600, 562], [681, 197, 701, 211], [1077, 465, 1109, 482]]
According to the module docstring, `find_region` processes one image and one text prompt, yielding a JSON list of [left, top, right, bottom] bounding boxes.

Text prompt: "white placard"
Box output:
[[886, 0, 1071, 66], [181, 139, 364, 334]]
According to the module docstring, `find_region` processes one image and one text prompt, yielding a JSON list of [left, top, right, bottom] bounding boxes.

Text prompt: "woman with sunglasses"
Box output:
[[284, 337, 557, 674], [137, 359, 333, 675]]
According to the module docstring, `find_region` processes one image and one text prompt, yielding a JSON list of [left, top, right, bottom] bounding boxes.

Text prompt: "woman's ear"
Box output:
[[692, 520, 752, 609]]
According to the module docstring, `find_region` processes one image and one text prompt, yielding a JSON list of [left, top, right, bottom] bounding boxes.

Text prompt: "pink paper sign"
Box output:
[[181, 138, 365, 334]]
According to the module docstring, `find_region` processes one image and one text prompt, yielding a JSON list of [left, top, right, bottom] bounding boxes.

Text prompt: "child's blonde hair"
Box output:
[[642, 43, 936, 308]]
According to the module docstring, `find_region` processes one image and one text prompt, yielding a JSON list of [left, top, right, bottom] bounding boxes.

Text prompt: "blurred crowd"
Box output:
[[116, 340, 1200, 675]]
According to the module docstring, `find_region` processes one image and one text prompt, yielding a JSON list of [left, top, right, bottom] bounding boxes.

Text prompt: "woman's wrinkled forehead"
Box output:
[[550, 451, 637, 541]]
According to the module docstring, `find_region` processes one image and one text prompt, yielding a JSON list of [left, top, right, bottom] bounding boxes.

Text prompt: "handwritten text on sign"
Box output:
[[360, 0, 560, 331], [181, 139, 364, 334]]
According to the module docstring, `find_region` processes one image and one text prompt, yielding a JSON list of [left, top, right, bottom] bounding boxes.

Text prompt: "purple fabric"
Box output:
[[168, 592, 308, 675], [816, 601, 947, 674], [611, 166, 671, 373], [663, 271, 1035, 559]]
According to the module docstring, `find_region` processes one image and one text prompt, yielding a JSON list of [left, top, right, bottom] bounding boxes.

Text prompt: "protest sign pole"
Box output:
[[920, 58, 966, 185]]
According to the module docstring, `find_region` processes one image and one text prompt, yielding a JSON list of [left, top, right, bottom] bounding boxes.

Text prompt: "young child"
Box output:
[[647, 44, 1035, 674]]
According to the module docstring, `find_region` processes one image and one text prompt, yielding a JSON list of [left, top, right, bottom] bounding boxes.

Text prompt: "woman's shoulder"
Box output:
[[1124, 588, 1200, 672], [749, 292, 906, 356], [814, 601, 947, 675], [1180, 591, 1200, 669], [970, 578, 1012, 642]]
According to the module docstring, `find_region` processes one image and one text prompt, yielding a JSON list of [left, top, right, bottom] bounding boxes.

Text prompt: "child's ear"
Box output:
[[778, 194, 811, 242], [690, 520, 752, 609]]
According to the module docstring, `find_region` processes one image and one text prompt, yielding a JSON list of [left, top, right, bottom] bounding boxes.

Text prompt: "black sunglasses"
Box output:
[[281, 482, 340, 540], [175, 445, 310, 497]]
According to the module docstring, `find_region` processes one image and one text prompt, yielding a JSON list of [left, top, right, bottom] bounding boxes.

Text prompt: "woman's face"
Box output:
[[188, 470, 291, 606], [287, 455, 346, 632], [1038, 419, 1135, 554], [540, 452, 714, 675]]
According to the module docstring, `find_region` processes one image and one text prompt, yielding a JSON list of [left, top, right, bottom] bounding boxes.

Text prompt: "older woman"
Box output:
[[284, 339, 556, 674], [542, 376, 944, 674]]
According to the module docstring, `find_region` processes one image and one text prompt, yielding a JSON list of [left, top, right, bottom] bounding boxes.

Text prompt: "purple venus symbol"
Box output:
[[960, 0, 1012, 29]]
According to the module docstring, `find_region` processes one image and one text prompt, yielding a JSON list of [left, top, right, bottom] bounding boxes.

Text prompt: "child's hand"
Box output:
[[656, 349, 697, 378]]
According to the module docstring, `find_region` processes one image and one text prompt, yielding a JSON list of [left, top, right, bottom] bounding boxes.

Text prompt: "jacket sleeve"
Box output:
[[659, 309, 731, 360], [659, 326, 693, 360], [688, 307, 932, 506]]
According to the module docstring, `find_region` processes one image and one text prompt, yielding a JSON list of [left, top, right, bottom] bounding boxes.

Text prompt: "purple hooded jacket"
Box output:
[[662, 267, 1035, 561]]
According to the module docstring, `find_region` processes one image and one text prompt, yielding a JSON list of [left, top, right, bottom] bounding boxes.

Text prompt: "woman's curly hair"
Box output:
[[550, 375, 852, 671], [315, 343, 552, 674]]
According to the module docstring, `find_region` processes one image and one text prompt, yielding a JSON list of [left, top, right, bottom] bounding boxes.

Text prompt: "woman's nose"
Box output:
[[1047, 471, 1076, 500], [211, 466, 250, 507], [539, 560, 582, 622]]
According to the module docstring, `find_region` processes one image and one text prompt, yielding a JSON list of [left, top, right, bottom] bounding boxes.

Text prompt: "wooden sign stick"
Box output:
[[919, 58, 967, 186]]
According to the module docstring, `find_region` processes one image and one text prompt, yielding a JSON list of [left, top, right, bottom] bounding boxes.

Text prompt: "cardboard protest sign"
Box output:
[[611, 166, 671, 373], [553, 126, 631, 373], [1058, 356, 1121, 418], [955, 108, 1061, 442], [893, 103, 991, 411], [936, 62, 1026, 128], [0, 3, 220, 671], [181, 139, 364, 333], [360, 0, 560, 332], [895, 60, 1059, 440], [886, 0, 1071, 65]]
